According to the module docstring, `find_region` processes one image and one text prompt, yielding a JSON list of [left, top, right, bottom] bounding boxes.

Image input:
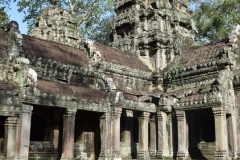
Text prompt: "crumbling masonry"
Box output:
[[0, 0, 240, 159]]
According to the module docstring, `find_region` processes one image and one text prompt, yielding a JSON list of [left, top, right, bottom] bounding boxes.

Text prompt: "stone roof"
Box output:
[[22, 35, 88, 67], [0, 81, 19, 92], [94, 43, 151, 71], [21, 34, 150, 72], [37, 80, 109, 103], [165, 38, 234, 74]]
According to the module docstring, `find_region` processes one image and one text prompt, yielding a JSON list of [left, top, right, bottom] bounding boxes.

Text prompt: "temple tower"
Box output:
[[30, 6, 83, 48], [111, 0, 196, 71]]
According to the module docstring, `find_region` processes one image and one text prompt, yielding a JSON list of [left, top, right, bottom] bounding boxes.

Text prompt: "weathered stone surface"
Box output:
[[0, 1, 240, 160]]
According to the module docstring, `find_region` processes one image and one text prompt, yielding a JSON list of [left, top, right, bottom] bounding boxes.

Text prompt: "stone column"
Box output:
[[157, 111, 169, 159], [17, 104, 33, 160], [149, 113, 157, 158], [212, 107, 229, 159], [99, 112, 111, 159], [230, 112, 238, 159], [176, 110, 188, 160], [3, 117, 19, 159], [137, 112, 150, 159], [112, 107, 122, 160], [61, 108, 77, 160], [167, 113, 174, 157]]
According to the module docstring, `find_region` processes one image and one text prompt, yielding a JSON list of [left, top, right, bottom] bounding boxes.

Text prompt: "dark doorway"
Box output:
[[75, 110, 102, 160], [187, 108, 215, 159], [0, 116, 7, 154]]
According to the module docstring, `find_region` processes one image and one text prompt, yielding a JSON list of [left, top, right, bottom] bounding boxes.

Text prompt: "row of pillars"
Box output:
[[3, 104, 78, 160], [3, 104, 239, 160], [114, 107, 239, 160]]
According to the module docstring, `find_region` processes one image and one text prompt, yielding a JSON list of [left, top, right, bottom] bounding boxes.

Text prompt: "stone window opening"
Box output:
[[35, 22, 39, 28]]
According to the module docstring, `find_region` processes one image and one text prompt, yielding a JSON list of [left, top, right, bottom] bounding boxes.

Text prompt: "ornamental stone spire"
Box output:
[[30, 6, 83, 48], [111, 0, 197, 71]]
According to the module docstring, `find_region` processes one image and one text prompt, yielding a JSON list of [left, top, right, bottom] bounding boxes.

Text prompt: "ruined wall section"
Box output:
[[112, 0, 196, 72], [30, 6, 84, 49]]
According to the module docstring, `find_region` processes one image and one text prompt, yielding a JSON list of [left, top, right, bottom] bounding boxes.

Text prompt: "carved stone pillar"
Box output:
[[176, 110, 188, 160], [3, 117, 19, 159], [212, 107, 229, 159], [17, 104, 33, 160], [157, 111, 169, 159], [61, 108, 77, 160], [99, 112, 111, 159], [112, 107, 122, 159], [229, 112, 238, 159], [167, 113, 174, 157], [137, 112, 150, 159], [149, 113, 156, 158]]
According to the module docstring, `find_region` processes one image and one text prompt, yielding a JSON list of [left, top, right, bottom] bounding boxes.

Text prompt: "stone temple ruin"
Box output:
[[0, 0, 240, 159]]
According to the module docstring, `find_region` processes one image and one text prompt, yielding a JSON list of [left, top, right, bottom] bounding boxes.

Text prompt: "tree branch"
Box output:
[[77, 0, 99, 25], [68, 0, 74, 11]]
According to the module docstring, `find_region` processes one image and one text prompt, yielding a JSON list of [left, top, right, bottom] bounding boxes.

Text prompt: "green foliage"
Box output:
[[167, 59, 187, 88], [12, 0, 114, 41], [0, 7, 9, 24], [167, 66, 180, 88], [191, 0, 240, 43], [0, 0, 10, 24], [87, 15, 113, 45]]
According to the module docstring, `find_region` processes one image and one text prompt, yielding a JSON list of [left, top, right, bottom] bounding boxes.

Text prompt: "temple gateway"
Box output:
[[0, 0, 240, 159]]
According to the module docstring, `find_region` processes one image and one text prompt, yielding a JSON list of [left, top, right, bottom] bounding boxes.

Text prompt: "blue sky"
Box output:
[[7, 1, 28, 34]]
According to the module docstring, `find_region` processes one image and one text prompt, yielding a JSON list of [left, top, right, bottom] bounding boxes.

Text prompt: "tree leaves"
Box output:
[[0, 7, 9, 24], [11, 0, 114, 40], [191, 0, 240, 43]]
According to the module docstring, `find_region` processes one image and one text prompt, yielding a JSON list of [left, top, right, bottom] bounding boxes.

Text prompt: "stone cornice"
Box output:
[[175, 101, 221, 111], [34, 93, 111, 113], [0, 105, 20, 116], [122, 99, 156, 112]]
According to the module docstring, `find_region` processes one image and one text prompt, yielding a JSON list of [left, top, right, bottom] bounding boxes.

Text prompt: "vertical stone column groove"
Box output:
[[176, 110, 188, 160], [61, 108, 77, 160], [17, 104, 33, 160], [137, 111, 150, 159], [3, 116, 19, 159]]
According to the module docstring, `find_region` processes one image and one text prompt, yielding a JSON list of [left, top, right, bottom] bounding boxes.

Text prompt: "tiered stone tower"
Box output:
[[30, 6, 83, 48], [111, 0, 196, 71]]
